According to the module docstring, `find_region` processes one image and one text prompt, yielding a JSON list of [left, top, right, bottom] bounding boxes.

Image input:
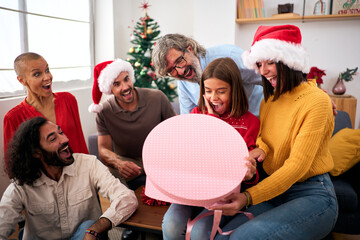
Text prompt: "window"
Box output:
[[0, 0, 93, 98]]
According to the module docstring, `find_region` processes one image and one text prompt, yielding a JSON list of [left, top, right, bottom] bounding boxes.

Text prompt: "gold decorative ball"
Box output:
[[169, 83, 176, 90], [146, 28, 153, 35], [129, 47, 135, 53], [134, 62, 141, 68]]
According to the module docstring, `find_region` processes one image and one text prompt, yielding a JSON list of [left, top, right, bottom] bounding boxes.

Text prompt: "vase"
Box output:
[[332, 78, 346, 95]]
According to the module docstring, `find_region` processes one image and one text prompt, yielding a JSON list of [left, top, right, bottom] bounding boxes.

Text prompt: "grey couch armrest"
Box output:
[[88, 133, 99, 159]]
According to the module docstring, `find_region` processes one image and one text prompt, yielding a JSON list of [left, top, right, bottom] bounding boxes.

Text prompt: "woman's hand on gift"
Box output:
[[207, 192, 248, 216], [249, 148, 266, 162], [244, 156, 257, 181]]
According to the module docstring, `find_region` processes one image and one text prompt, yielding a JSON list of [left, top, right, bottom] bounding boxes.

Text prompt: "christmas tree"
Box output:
[[127, 1, 177, 102]]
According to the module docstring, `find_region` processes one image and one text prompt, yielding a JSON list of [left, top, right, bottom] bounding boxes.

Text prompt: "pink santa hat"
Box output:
[[88, 59, 135, 113], [242, 25, 310, 74]]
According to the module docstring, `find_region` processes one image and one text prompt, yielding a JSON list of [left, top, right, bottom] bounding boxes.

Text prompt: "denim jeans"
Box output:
[[163, 173, 338, 240], [162, 204, 214, 240], [18, 219, 107, 240]]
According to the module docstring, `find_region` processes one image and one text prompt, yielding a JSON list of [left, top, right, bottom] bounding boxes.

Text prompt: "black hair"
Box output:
[[262, 62, 307, 102], [6, 116, 48, 185]]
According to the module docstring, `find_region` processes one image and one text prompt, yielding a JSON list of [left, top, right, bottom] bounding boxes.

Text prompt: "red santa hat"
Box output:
[[242, 25, 310, 74], [88, 59, 135, 113]]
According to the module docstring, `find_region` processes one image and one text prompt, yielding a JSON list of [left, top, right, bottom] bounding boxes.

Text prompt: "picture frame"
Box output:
[[331, 0, 360, 15], [304, 0, 331, 15]]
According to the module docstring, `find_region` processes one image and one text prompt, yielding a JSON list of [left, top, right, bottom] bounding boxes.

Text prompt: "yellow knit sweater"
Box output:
[[247, 79, 334, 205]]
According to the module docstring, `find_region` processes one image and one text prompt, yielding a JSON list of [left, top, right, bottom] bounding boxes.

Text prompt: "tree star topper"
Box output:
[[140, 1, 151, 13]]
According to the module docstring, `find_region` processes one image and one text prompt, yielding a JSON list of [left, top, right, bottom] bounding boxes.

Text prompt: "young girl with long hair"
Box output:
[[193, 57, 259, 150], [162, 57, 260, 240]]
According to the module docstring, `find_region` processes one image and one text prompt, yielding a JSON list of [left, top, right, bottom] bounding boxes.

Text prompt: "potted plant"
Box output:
[[332, 67, 358, 95], [307, 66, 326, 88], [339, 67, 358, 82]]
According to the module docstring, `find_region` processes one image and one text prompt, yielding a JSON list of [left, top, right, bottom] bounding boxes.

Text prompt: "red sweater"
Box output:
[[3, 92, 88, 162], [191, 107, 260, 188], [191, 107, 259, 150]]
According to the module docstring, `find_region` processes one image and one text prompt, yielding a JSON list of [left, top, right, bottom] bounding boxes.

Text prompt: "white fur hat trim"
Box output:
[[242, 38, 310, 74], [98, 59, 135, 95], [88, 103, 103, 113]]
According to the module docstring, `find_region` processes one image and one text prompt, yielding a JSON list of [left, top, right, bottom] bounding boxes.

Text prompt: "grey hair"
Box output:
[[152, 33, 206, 77], [14, 52, 43, 76]]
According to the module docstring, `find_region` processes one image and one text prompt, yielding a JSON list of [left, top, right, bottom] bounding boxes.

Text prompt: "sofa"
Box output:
[[88, 110, 360, 237], [329, 110, 360, 236]]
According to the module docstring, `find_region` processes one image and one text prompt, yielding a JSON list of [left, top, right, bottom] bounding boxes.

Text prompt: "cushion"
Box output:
[[338, 161, 360, 196], [333, 207, 360, 234], [329, 128, 360, 176], [331, 178, 358, 211]]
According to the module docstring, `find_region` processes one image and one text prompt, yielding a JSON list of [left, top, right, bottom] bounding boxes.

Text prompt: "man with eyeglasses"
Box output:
[[152, 33, 263, 116]]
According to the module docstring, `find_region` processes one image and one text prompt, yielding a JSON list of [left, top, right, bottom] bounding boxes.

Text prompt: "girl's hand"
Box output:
[[249, 148, 266, 162], [207, 192, 248, 216], [203, 95, 217, 116], [244, 156, 257, 181]]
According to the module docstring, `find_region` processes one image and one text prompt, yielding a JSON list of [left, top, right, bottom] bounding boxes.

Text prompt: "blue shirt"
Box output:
[[177, 44, 263, 116]]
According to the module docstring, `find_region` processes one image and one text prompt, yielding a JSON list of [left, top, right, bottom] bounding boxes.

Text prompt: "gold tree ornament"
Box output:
[[169, 83, 176, 90], [147, 28, 153, 35]]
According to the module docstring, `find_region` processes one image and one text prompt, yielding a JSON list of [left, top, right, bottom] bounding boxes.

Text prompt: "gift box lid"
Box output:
[[143, 114, 249, 207]]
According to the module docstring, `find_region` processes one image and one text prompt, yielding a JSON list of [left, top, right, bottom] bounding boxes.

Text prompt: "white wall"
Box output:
[[94, 0, 115, 63], [113, 0, 194, 60], [193, 0, 237, 48]]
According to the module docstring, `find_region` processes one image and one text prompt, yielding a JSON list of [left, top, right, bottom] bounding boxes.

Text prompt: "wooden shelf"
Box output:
[[329, 94, 357, 128], [236, 13, 360, 24]]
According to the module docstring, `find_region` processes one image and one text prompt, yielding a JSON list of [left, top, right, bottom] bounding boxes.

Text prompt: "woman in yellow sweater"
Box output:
[[206, 25, 338, 240]]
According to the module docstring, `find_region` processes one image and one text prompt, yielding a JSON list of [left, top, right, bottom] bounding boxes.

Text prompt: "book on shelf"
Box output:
[[238, 0, 265, 19]]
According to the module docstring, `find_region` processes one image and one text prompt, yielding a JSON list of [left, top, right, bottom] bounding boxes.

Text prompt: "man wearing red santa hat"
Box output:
[[89, 59, 176, 239]]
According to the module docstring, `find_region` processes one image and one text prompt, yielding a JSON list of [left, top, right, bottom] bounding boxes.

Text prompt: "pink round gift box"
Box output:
[[143, 114, 249, 208]]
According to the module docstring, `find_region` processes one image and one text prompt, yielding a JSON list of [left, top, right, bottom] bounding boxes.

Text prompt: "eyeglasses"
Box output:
[[167, 50, 187, 77]]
